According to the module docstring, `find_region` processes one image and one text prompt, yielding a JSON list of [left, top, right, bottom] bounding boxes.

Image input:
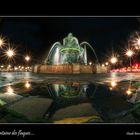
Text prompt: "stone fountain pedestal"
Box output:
[[32, 64, 109, 74]]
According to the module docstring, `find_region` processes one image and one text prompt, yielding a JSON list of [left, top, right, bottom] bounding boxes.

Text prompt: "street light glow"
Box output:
[[105, 62, 109, 66], [6, 49, 15, 58], [126, 89, 132, 95], [111, 81, 117, 87], [0, 36, 6, 47], [0, 39, 3, 47], [110, 57, 118, 64], [25, 56, 30, 61], [126, 50, 134, 57], [89, 62, 92, 65]]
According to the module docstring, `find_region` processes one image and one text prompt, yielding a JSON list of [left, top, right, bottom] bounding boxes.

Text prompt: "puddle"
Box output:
[[0, 79, 139, 123]]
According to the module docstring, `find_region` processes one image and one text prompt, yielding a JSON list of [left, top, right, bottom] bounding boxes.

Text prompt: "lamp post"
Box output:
[[110, 56, 118, 70], [25, 55, 31, 71], [6, 49, 15, 58], [5, 49, 15, 71], [125, 50, 134, 71]]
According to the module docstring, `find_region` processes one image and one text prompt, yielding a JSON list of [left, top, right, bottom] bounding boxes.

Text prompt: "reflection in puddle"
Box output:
[[47, 82, 92, 99], [5, 85, 14, 96], [110, 81, 117, 88], [24, 81, 31, 89], [126, 89, 132, 95], [0, 80, 138, 123]]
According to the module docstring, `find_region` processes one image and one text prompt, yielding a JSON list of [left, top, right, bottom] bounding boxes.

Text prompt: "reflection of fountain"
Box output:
[[49, 82, 88, 99], [44, 33, 98, 65]]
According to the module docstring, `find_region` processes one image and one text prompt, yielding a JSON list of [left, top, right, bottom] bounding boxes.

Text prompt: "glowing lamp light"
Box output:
[[0, 39, 3, 47], [89, 62, 92, 65], [105, 62, 109, 66], [126, 89, 132, 95], [110, 57, 118, 64], [126, 50, 134, 57], [111, 81, 117, 87], [102, 64, 105, 67], [25, 56, 30, 61], [6, 49, 15, 58]]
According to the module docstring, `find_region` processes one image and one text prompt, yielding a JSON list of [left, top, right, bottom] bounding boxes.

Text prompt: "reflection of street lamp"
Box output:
[[111, 81, 117, 88], [125, 50, 134, 71], [25, 81, 31, 89]]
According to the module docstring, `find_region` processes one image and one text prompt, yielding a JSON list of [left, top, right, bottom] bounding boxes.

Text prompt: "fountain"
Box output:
[[33, 33, 109, 74], [44, 33, 98, 65]]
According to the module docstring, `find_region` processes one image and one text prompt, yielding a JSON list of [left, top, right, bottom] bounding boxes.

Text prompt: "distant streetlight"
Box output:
[[110, 57, 118, 70], [25, 56, 31, 71], [6, 49, 15, 58], [125, 49, 134, 71], [110, 57, 118, 64], [25, 56, 30, 62], [126, 50, 134, 57], [105, 62, 109, 66], [102, 64, 105, 67], [89, 62, 92, 65]]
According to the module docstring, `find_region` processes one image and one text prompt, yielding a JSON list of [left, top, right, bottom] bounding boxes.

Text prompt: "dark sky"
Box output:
[[0, 17, 139, 64]]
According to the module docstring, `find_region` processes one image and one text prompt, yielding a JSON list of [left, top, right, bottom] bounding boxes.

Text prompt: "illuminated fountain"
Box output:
[[44, 33, 98, 65], [32, 33, 109, 74]]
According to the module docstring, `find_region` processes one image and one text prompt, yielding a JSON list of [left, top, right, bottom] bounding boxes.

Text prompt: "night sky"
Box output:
[[0, 17, 139, 64]]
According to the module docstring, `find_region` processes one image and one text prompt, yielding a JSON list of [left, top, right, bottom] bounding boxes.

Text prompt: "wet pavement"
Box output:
[[0, 72, 140, 123]]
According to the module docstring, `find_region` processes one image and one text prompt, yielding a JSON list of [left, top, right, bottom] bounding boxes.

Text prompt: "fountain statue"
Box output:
[[44, 33, 98, 65]]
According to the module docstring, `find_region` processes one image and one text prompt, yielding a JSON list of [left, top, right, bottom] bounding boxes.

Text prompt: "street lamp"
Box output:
[[105, 62, 109, 66], [89, 62, 92, 65], [25, 56, 30, 62], [6, 49, 15, 58], [4, 48, 16, 71], [110, 57, 118, 64], [110, 56, 118, 70], [25, 55, 31, 71], [125, 49, 134, 71]]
